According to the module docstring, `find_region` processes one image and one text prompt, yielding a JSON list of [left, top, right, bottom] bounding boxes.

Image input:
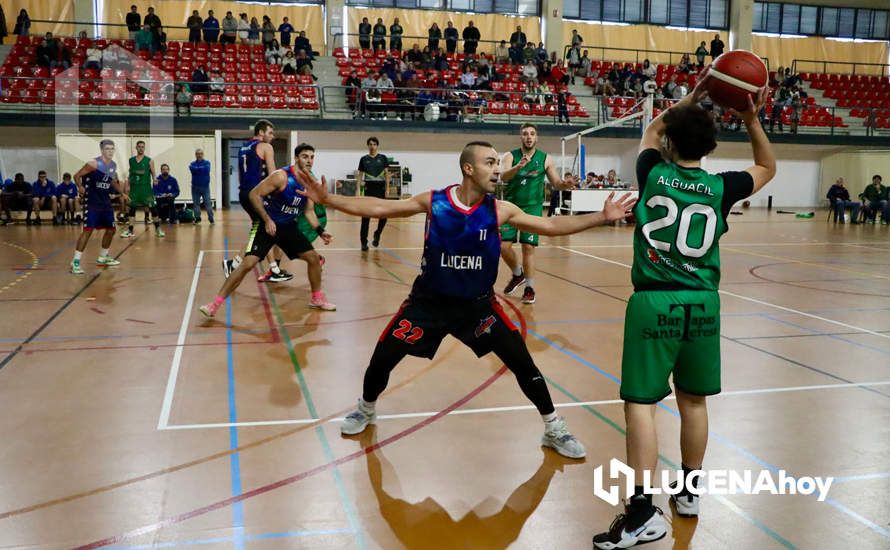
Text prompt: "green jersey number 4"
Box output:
[[641, 196, 718, 259]]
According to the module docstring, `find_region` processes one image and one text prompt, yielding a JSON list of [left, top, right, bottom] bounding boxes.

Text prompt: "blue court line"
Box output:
[[104, 527, 355, 549], [223, 239, 246, 549], [830, 472, 890, 483], [525, 326, 890, 542]]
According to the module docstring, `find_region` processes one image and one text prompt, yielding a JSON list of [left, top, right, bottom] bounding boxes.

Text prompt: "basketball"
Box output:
[[706, 50, 768, 111]]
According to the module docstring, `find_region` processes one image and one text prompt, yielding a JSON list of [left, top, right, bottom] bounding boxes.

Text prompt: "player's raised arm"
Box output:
[[498, 192, 636, 236], [297, 168, 430, 219], [735, 88, 776, 193], [544, 155, 578, 190], [500, 152, 524, 183]]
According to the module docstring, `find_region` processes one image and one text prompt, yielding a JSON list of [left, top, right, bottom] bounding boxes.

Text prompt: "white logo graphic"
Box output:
[[593, 458, 833, 506]]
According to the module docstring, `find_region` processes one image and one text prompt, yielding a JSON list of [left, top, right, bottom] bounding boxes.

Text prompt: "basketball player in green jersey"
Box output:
[[500, 123, 577, 304], [121, 140, 164, 238], [593, 72, 775, 548]]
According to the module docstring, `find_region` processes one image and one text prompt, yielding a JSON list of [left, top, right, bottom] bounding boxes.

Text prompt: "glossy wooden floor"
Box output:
[[0, 208, 888, 550]]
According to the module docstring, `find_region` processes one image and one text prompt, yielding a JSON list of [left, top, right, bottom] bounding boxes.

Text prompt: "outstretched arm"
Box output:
[[303, 198, 332, 245], [497, 193, 635, 236], [296, 168, 430, 219], [735, 88, 775, 193]]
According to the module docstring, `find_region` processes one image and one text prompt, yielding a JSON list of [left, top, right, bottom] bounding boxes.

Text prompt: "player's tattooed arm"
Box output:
[[498, 192, 635, 236]]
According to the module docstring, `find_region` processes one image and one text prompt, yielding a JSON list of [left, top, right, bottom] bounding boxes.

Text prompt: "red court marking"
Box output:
[[253, 268, 280, 343], [125, 319, 155, 325], [73, 297, 528, 549], [89, 307, 105, 315]]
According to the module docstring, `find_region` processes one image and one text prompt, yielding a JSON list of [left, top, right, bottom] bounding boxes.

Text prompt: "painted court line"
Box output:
[[160, 380, 890, 430], [157, 250, 204, 430], [556, 246, 890, 342]]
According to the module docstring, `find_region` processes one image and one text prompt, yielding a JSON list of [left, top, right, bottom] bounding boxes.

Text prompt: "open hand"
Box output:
[[294, 169, 329, 204], [688, 64, 711, 104], [729, 86, 768, 124], [265, 218, 277, 236], [602, 192, 637, 222]]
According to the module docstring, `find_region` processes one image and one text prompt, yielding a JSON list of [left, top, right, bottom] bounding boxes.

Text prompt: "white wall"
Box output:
[[703, 157, 821, 207]]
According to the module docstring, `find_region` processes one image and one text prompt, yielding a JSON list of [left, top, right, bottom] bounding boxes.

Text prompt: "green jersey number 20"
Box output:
[[641, 196, 717, 259]]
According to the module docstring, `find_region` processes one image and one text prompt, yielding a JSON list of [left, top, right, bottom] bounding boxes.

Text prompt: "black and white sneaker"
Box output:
[[268, 269, 294, 283], [593, 497, 667, 549], [669, 481, 700, 517], [222, 255, 242, 279]]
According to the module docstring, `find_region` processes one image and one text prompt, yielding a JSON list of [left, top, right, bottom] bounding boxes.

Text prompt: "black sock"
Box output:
[[631, 486, 652, 507], [680, 463, 700, 497]]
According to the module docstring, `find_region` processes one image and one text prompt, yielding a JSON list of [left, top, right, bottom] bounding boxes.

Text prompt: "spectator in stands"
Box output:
[[296, 49, 313, 75], [462, 21, 480, 55], [557, 88, 570, 123], [281, 50, 297, 75], [579, 50, 592, 77], [13, 9, 30, 37], [174, 84, 192, 116], [861, 174, 888, 224], [76, 30, 89, 48], [827, 177, 861, 224], [770, 84, 790, 133], [203, 10, 219, 43], [788, 89, 802, 134], [36, 33, 55, 67], [248, 16, 260, 45], [710, 33, 724, 59], [191, 65, 209, 94], [345, 69, 361, 111], [390, 18, 404, 52], [493, 40, 508, 64], [783, 67, 800, 88], [522, 41, 535, 63], [154, 164, 179, 224], [55, 173, 79, 225], [155, 26, 168, 53], [278, 17, 294, 48], [265, 39, 283, 64], [606, 169, 618, 187], [83, 43, 102, 70], [582, 172, 596, 188], [261, 16, 275, 49], [571, 29, 583, 47], [428, 23, 441, 52], [551, 59, 569, 86], [677, 53, 693, 73], [444, 21, 458, 54], [144, 7, 161, 31], [359, 17, 371, 49], [510, 26, 527, 49], [126, 6, 141, 40], [1, 173, 30, 224], [507, 41, 522, 65], [459, 66, 476, 90], [189, 149, 213, 224], [534, 42, 548, 63], [695, 41, 708, 68], [521, 60, 538, 85], [237, 13, 250, 43], [294, 31, 312, 58], [406, 44, 423, 67], [221, 11, 237, 44], [641, 59, 656, 82], [662, 74, 678, 98], [29, 171, 56, 225], [187, 10, 203, 43], [566, 45, 582, 82], [208, 70, 224, 95], [377, 72, 394, 91], [135, 23, 154, 55], [373, 18, 387, 51]]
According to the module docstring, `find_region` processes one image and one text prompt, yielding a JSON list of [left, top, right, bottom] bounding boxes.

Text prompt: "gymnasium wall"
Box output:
[[344, 8, 541, 52], [3, 0, 76, 37], [560, 21, 889, 74], [101, 1, 324, 47], [820, 150, 890, 198], [298, 131, 827, 207]]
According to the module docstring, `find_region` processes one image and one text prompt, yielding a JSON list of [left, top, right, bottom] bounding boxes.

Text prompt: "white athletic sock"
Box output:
[[359, 398, 376, 413], [512, 265, 523, 277], [231, 255, 242, 269], [270, 260, 280, 273], [100, 248, 109, 258], [542, 412, 558, 423], [73, 250, 83, 261], [525, 277, 534, 288]]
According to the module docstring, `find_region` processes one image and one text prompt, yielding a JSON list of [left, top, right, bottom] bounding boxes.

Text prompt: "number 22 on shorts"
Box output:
[[393, 320, 424, 343]]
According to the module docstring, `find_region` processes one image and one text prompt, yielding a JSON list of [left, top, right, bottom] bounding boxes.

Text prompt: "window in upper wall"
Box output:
[[753, 2, 890, 39], [561, 0, 728, 29], [346, 0, 539, 15], [781, 4, 800, 35], [799, 6, 818, 35]]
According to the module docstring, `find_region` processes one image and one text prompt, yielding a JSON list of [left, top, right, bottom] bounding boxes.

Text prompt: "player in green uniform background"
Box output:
[[500, 123, 577, 304], [121, 140, 164, 238], [593, 70, 776, 548]]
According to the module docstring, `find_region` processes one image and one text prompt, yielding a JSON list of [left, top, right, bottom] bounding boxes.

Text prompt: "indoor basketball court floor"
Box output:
[[0, 208, 888, 549]]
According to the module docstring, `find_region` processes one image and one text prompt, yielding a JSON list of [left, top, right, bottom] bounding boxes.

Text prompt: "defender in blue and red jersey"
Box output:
[[223, 119, 293, 283], [297, 140, 636, 459], [69, 139, 129, 274], [200, 143, 334, 318]]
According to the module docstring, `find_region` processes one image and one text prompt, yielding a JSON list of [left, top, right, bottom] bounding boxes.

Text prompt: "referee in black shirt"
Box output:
[[357, 136, 390, 251]]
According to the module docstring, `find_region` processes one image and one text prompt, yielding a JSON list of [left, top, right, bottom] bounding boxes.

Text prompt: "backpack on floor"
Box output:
[[178, 207, 195, 223]]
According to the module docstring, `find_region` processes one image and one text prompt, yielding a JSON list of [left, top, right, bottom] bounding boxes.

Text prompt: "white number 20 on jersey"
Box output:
[[641, 196, 717, 259]]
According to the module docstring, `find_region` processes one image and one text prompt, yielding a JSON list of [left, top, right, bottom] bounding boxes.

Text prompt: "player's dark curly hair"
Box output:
[[294, 143, 315, 156], [663, 104, 717, 161]]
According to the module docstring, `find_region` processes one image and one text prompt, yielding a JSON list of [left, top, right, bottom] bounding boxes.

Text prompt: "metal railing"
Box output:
[[791, 59, 888, 77], [562, 44, 769, 72]]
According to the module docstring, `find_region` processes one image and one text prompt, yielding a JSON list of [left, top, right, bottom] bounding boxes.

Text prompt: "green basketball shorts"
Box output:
[[499, 202, 542, 246], [620, 289, 721, 403]]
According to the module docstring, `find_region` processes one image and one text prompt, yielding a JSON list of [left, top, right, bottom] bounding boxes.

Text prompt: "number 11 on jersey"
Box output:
[[479, 229, 488, 241]]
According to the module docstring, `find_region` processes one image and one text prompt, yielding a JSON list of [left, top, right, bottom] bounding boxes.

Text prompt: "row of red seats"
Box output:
[[1, 88, 320, 110]]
